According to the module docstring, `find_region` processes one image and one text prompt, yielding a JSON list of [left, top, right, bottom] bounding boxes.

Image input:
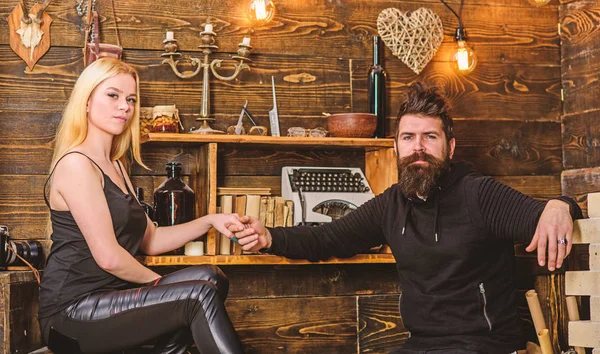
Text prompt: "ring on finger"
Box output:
[[558, 237, 568, 245]]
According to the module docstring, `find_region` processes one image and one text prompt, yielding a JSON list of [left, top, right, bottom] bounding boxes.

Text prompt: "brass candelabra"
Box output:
[[161, 24, 252, 134]]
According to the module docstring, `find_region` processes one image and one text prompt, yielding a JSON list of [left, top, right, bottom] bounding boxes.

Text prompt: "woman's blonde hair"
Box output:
[[50, 57, 147, 172]]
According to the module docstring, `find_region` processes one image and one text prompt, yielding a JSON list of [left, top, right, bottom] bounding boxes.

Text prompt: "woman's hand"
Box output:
[[228, 215, 271, 252], [208, 213, 247, 240]]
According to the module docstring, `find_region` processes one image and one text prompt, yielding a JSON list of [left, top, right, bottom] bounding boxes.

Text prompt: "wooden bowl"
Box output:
[[327, 113, 377, 138]]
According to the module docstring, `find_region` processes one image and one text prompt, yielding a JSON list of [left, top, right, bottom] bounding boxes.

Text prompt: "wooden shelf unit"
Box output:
[[141, 133, 397, 266]]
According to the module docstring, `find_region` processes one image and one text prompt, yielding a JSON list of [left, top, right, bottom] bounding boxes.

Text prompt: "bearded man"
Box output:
[[229, 83, 582, 354]]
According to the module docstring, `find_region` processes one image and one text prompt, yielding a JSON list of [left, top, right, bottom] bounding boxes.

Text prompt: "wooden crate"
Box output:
[[0, 271, 42, 354]]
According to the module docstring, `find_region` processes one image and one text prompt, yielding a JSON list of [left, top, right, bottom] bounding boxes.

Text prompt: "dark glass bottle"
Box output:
[[135, 187, 154, 220], [368, 36, 387, 138], [153, 162, 196, 254]]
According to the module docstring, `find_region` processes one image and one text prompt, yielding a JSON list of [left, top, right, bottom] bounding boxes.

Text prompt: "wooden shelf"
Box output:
[[141, 132, 398, 261], [141, 133, 394, 149], [139, 253, 396, 266]]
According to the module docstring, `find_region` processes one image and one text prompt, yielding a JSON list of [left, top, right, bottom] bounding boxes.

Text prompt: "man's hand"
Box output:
[[208, 213, 246, 240], [227, 215, 271, 253], [526, 199, 573, 271]]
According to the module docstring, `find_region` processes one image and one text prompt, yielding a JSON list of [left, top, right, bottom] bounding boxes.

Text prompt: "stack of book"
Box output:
[[217, 187, 293, 255]]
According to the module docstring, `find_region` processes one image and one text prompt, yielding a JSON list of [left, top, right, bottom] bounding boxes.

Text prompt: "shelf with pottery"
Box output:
[[140, 132, 394, 149], [139, 132, 397, 266]]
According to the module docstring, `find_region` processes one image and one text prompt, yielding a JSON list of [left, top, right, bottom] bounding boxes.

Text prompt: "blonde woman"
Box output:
[[40, 58, 245, 354]]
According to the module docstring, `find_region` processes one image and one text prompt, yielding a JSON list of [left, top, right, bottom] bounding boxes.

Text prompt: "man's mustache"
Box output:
[[400, 152, 438, 165]]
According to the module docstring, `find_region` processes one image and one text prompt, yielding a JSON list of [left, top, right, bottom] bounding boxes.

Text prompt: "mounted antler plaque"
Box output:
[[7, 0, 53, 70]]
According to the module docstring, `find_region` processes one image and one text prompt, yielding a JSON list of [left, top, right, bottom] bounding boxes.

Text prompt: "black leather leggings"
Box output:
[[39, 265, 244, 354]]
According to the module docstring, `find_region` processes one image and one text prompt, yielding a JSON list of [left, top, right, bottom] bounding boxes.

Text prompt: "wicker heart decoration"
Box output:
[[377, 7, 444, 74]]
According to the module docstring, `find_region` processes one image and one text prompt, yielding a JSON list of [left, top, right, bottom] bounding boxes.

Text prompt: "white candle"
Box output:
[[184, 241, 205, 256], [205, 24, 213, 33], [166, 31, 174, 40], [242, 37, 251, 46]]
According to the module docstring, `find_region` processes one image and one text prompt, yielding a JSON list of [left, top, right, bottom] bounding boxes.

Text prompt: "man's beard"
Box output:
[[397, 151, 450, 198]]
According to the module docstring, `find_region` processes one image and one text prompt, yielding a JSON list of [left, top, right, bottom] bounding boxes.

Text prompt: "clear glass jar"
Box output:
[[139, 107, 154, 136], [151, 105, 181, 133]]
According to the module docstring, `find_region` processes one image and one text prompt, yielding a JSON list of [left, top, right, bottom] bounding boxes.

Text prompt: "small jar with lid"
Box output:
[[151, 105, 182, 133]]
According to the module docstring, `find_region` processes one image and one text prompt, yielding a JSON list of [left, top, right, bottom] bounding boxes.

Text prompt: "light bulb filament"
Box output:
[[254, 0, 268, 20], [456, 48, 470, 71]]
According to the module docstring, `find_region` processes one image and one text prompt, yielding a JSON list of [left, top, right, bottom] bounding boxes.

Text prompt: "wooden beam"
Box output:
[[566, 271, 600, 296], [591, 296, 600, 322], [569, 320, 600, 347], [589, 193, 600, 218], [573, 219, 600, 244], [591, 244, 600, 270]]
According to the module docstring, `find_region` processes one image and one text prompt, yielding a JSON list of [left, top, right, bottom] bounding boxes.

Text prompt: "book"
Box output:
[[233, 195, 247, 255], [217, 187, 271, 196], [274, 196, 285, 227], [265, 197, 275, 228], [259, 196, 268, 225], [219, 195, 233, 255], [284, 200, 294, 226], [246, 195, 261, 219], [242, 195, 261, 254], [234, 195, 247, 217]]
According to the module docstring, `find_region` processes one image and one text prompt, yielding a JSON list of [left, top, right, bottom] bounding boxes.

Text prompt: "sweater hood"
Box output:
[[401, 161, 477, 243]]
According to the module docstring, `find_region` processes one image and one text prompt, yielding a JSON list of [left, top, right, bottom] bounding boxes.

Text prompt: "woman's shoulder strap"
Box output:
[[115, 160, 133, 195], [43, 151, 105, 208]]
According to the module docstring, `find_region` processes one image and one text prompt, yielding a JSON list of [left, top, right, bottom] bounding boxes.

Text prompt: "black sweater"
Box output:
[[268, 162, 582, 353]]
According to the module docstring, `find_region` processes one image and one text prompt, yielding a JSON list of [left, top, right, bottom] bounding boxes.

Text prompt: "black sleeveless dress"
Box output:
[[39, 151, 147, 319]]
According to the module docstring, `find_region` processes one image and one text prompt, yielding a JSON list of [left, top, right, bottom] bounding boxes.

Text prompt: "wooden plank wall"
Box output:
[[559, 1, 600, 348], [560, 0, 600, 217], [0, 0, 571, 352]]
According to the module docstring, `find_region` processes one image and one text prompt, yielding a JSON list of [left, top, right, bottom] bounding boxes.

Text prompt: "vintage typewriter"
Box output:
[[281, 166, 375, 225]]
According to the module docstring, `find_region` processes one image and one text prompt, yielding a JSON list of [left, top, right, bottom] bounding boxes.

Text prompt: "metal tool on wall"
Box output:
[[226, 100, 267, 135], [7, 0, 53, 70], [234, 100, 248, 135], [269, 76, 280, 136]]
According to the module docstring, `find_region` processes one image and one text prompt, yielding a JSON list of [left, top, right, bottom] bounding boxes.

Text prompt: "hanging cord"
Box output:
[[440, 0, 464, 28], [110, 0, 121, 47], [6, 243, 41, 285]]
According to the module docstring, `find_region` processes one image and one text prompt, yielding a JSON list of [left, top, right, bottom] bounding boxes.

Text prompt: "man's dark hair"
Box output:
[[396, 82, 454, 141]]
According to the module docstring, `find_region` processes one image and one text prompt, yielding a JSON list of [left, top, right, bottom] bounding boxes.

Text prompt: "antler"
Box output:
[[34, 0, 53, 23], [19, 0, 31, 24]]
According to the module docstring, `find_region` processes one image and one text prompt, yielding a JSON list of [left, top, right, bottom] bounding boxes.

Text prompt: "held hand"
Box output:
[[227, 215, 271, 253], [526, 200, 573, 271], [209, 213, 247, 241]]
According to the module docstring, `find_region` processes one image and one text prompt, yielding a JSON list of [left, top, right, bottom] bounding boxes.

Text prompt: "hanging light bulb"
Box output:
[[450, 27, 477, 74], [247, 0, 275, 26], [526, 0, 551, 7]]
